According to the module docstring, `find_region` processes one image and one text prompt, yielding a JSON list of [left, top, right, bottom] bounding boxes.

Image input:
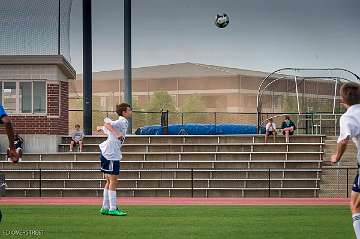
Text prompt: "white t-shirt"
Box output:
[[338, 104, 360, 165], [99, 116, 128, 161], [266, 122, 276, 132]]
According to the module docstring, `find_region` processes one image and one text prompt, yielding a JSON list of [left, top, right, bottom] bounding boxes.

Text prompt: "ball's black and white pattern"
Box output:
[[215, 13, 229, 28]]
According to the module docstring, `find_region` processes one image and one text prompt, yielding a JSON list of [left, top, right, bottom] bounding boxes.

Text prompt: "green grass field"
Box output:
[[0, 205, 354, 239]]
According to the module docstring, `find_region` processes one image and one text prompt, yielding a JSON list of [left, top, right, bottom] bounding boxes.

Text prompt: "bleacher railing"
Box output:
[[2, 167, 356, 198], [69, 109, 343, 136]]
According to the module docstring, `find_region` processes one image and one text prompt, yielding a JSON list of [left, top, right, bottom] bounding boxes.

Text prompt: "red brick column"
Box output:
[[59, 81, 69, 134], [47, 84, 60, 117]]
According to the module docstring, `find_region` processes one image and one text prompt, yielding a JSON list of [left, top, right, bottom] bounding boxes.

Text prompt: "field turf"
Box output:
[[0, 205, 354, 239]]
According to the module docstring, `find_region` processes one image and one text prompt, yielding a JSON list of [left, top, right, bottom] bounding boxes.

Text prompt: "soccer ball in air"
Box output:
[[215, 13, 229, 28]]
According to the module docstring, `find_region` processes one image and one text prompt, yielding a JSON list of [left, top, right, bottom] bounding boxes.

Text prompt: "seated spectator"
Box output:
[[281, 115, 296, 143], [70, 124, 84, 152], [8, 134, 23, 162], [265, 118, 276, 143]]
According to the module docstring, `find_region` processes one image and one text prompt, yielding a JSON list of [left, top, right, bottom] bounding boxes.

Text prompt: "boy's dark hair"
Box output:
[[75, 124, 80, 128], [285, 115, 290, 120], [340, 82, 360, 106], [116, 103, 131, 116]]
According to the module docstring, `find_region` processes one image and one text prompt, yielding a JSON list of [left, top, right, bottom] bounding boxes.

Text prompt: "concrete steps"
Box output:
[[2, 135, 325, 198]]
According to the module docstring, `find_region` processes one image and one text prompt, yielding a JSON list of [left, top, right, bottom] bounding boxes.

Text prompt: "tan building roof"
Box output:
[[76, 62, 270, 80]]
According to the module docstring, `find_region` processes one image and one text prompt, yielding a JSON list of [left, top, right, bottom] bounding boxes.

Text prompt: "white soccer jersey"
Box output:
[[266, 122, 276, 131], [99, 116, 128, 161], [338, 104, 360, 165]]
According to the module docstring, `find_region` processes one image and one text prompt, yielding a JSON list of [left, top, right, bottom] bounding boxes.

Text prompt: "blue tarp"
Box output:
[[136, 124, 258, 135]]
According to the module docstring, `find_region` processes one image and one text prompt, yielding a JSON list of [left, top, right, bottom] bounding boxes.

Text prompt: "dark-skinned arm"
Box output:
[[2, 116, 15, 149]]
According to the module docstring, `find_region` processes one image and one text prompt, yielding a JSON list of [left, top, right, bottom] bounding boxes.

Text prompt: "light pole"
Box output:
[[124, 0, 132, 134]]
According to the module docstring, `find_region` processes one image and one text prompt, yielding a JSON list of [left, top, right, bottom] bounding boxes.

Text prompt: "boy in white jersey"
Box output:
[[331, 83, 360, 238], [265, 118, 277, 143], [97, 103, 132, 216]]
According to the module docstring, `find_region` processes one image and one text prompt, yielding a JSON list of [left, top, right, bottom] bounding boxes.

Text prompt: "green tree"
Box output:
[[68, 98, 83, 133], [181, 95, 208, 123], [281, 95, 299, 113], [92, 96, 109, 131], [132, 98, 141, 111], [145, 91, 176, 112], [69, 96, 145, 133], [132, 97, 147, 129], [144, 91, 177, 125]]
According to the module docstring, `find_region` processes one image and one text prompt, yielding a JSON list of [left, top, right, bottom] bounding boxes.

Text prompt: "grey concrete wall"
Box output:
[[0, 134, 60, 153]]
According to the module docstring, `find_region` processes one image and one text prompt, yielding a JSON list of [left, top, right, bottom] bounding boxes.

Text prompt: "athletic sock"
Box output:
[[109, 190, 117, 210], [352, 213, 360, 238], [102, 188, 109, 209]]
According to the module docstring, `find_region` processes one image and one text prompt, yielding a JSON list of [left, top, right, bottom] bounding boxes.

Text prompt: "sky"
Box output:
[[68, 0, 360, 74]]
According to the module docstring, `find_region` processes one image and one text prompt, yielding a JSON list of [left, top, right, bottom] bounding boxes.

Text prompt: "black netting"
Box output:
[[0, 0, 72, 60]]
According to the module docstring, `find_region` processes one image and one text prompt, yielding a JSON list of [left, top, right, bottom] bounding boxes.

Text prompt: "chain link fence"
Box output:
[[260, 112, 342, 136], [69, 109, 343, 136], [320, 167, 358, 198]]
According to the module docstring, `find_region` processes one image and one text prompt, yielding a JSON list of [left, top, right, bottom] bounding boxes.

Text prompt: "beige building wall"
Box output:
[[70, 63, 338, 114]]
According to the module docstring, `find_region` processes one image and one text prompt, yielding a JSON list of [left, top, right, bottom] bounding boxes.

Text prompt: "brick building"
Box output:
[[0, 55, 75, 152], [72, 62, 337, 113]]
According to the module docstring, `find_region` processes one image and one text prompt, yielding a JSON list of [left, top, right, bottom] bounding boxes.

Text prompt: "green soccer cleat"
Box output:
[[107, 208, 127, 216], [100, 208, 109, 215]]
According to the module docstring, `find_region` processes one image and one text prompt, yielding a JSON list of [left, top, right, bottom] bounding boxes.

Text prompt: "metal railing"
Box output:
[[3, 167, 358, 198], [69, 109, 344, 136], [1, 168, 324, 198], [259, 112, 343, 136]]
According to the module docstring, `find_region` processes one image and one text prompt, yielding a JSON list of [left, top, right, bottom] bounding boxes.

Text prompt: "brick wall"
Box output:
[[0, 81, 69, 135], [59, 81, 69, 134], [47, 84, 60, 116]]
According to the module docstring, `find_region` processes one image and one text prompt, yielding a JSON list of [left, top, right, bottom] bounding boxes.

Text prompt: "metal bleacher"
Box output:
[[1, 135, 325, 197]]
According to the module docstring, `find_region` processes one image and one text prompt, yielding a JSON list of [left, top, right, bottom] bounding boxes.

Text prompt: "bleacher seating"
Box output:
[[1, 135, 324, 197]]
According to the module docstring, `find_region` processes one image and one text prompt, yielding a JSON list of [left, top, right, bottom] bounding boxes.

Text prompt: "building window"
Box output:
[[3, 82, 17, 113], [20, 82, 32, 113], [1, 81, 46, 114], [33, 82, 46, 113]]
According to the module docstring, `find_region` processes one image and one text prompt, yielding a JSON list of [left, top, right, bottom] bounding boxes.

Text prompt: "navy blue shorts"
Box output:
[[353, 174, 360, 193], [100, 153, 120, 175]]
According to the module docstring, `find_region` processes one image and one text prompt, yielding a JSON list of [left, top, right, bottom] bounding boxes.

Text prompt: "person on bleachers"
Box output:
[[14, 134, 23, 161], [281, 115, 296, 143], [7, 133, 23, 162], [70, 124, 84, 152], [265, 118, 276, 143]]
